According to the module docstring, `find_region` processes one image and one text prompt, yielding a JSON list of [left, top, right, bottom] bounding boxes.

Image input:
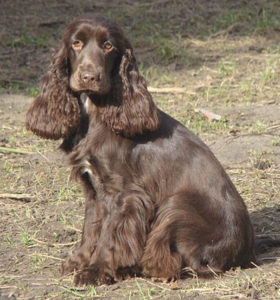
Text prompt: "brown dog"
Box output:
[[26, 14, 256, 285]]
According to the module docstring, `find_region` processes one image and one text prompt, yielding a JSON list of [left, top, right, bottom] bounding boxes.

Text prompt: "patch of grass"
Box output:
[[59, 212, 67, 226], [137, 32, 190, 65], [59, 285, 98, 298], [219, 61, 239, 77], [271, 138, 280, 147], [0, 80, 40, 97], [88, 286, 98, 296], [138, 64, 160, 83], [206, 3, 280, 36], [260, 67, 277, 85], [250, 120, 267, 134], [3, 160, 23, 176], [25, 207, 32, 219], [248, 149, 272, 160], [183, 114, 229, 135], [203, 85, 233, 105], [136, 280, 150, 300], [240, 81, 257, 103], [58, 186, 80, 202], [1, 1, 280, 299], [32, 253, 46, 270], [266, 43, 280, 54], [155, 35, 190, 64], [29, 87, 40, 98], [7, 236, 15, 245], [5, 31, 49, 48], [22, 231, 34, 246], [248, 149, 274, 173], [256, 6, 280, 33]]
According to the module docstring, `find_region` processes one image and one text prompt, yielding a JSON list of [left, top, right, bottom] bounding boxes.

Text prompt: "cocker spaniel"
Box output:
[[26, 14, 256, 285]]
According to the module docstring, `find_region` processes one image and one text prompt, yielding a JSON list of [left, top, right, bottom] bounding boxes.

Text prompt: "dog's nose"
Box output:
[[81, 72, 96, 83]]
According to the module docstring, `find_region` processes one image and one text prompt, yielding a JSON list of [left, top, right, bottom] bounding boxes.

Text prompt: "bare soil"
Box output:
[[0, 1, 280, 299]]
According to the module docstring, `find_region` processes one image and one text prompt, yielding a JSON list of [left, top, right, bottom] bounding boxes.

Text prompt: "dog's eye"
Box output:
[[103, 41, 113, 52], [72, 40, 83, 51]]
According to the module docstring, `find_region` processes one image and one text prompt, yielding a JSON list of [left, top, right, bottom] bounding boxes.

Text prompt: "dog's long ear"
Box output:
[[102, 46, 160, 137], [26, 45, 80, 140]]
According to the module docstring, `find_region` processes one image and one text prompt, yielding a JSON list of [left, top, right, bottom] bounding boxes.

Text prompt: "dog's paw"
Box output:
[[74, 263, 114, 286], [61, 257, 80, 275]]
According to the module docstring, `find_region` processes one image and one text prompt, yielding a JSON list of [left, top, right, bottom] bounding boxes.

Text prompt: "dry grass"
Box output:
[[0, 0, 280, 299]]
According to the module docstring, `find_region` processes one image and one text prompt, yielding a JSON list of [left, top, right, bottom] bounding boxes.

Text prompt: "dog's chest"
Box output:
[[71, 133, 132, 195]]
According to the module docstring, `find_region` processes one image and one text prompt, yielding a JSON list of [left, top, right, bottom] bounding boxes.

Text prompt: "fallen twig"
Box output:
[[35, 150, 51, 163], [148, 87, 194, 94], [0, 146, 33, 155], [31, 237, 78, 247], [30, 253, 64, 261], [0, 193, 33, 201], [210, 22, 243, 38], [267, 124, 280, 130], [136, 0, 172, 7]]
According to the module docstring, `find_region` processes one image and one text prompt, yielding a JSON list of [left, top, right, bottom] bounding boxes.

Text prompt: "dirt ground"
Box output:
[[0, 0, 280, 299]]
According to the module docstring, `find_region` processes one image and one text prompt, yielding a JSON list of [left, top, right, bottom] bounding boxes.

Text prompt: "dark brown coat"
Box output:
[[26, 14, 256, 285]]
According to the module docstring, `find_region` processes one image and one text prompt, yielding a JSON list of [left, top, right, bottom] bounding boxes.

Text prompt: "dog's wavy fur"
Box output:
[[26, 14, 257, 286]]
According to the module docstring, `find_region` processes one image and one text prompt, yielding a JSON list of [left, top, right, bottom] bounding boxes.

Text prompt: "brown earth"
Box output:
[[0, 1, 280, 299]]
